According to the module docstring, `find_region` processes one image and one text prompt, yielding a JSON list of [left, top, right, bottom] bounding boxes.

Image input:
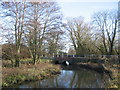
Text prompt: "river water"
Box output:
[[15, 65, 111, 88]]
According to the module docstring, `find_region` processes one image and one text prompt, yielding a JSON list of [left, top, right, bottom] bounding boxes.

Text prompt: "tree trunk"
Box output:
[[33, 54, 36, 65], [109, 42, 113, 55], [15, 47, 20, 67]]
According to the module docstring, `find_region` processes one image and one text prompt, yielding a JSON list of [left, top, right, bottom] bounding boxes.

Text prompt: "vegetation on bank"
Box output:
[[78, 63, 119, 88], [107, 64, 120, 88], [2, 59, 61, 87], [99, 57, 120, 88], [88, 58, 119, 89]]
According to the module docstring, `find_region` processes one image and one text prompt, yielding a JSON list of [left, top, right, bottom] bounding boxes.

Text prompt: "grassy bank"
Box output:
[[2, 59, 61, 87], [107, 64, 120, 88]]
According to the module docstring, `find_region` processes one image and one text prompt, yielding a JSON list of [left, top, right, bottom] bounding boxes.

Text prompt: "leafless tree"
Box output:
[[1, 1, 27, 67], [25, 1, 62, 64], [92, 10, 118, 55], [46, 30, 64, 56], [64, 17, 93, 55]]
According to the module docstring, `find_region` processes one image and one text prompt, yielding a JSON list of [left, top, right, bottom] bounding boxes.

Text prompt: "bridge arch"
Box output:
[[62, 61, 70, 66]]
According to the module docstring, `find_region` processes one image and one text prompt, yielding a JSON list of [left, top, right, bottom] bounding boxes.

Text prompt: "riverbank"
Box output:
[[107, 64, 120, 88], [61, 62, 112, 74], [2, 61, 61, 87], [76, 62, 120, 88], [76, 63, 120, 88]]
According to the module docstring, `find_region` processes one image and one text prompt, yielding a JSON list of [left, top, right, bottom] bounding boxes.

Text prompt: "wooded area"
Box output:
[[1, 1, 119, 67]]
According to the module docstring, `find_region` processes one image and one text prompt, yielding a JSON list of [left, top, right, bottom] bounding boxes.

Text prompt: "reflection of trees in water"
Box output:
[[71, 70, 104, 88], [53, 69, 107, 88], [70, 70, 106, 88], [56, 70, 75, 88], [69, 71, 77, 88], [18, 69, 109, 88]]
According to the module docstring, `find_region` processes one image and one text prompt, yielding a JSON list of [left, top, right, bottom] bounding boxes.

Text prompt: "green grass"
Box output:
[[39, 59, 52, 63], [2, 58, 53, 67], [20, 58, 52, 64]]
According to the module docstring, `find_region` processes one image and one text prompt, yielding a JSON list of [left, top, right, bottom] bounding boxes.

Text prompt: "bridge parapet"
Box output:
[[53, 55, 119, 65]]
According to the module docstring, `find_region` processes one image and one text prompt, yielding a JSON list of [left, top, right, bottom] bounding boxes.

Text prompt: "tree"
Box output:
[[25, 1, 62, 64], [64, 17, 93, 55], [68, 48, 76, 55], [92, 10, 118, 55], [46, 30, 64, 56], [1, 1, 27, 67]]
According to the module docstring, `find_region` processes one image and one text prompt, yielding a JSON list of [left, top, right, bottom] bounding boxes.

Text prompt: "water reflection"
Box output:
[[16, 67, 110, 88]]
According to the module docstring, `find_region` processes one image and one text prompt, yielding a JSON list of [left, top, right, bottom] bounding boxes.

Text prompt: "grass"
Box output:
[[2, 58, 53, 67], [2, 59, 61, 87]]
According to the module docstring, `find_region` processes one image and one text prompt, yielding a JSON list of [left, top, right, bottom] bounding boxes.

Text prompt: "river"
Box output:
[[14, 65, 111, 88]]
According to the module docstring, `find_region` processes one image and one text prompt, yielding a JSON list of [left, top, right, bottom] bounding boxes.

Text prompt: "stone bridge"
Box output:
[[54, 57, 104, 65], [53, 55, 119, 65]]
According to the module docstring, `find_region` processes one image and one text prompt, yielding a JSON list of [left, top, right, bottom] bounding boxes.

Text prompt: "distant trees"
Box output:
[[64, 17, 93, 55], [68, 48, 76, 55], [63, 10, 118, 56], [46, 29, 65, 56], [92, 10, 118, 55]]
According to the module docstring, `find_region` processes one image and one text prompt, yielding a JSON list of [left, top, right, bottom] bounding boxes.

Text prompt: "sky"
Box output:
[[57, 1, 118, 22]]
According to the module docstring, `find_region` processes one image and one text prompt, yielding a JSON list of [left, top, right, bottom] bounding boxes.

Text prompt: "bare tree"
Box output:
[[25, 1, 62, 64], [64, 17, 93, 55], [92, 10, 118, 55], [46, 30, 64, 56], [1, 1, 27, 67]]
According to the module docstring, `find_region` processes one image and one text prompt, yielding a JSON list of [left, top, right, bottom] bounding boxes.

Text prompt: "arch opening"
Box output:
[[62, 61, 69, 66]]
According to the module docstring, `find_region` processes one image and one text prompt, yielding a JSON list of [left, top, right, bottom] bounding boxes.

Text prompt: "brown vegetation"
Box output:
[[2, 61, 61, 87], [2, 44, 31, 60]]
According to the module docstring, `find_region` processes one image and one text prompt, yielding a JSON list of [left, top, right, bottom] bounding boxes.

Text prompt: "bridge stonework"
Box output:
[[53, 55, 119, 65]]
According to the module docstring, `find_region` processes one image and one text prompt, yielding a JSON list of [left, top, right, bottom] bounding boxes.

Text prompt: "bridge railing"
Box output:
[[53, 54, 119, 58]]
